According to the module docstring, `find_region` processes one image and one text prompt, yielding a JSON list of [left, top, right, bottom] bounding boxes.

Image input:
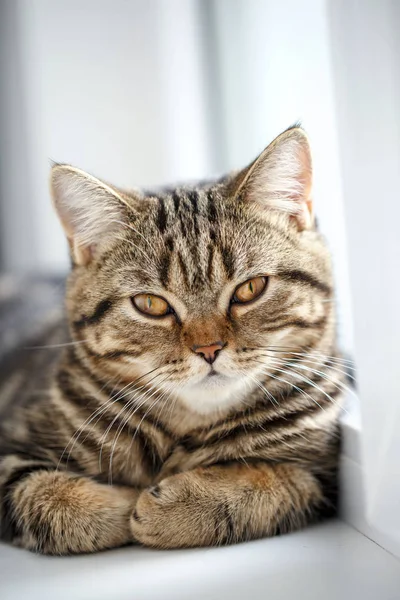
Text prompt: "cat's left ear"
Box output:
[[50, 164, 134, 265], [234, 126, 313, 230]]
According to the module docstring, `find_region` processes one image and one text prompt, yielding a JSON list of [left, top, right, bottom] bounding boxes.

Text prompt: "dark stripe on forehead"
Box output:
[[156, 197, 168, 234], [206, 190, 217, 222], [220, 247, 235, 279], [179, 213, 188, 239], [184, 190, 201, 275], [279, 270, 331, 294], [209, 227, 217, 242], [187, 190, 199, 216], [165, 236, 174, 252], [172, 191, 180, 214], [158, 252, 171, 287], [207, 244, 215, 280], [177, 252, 190, 288], [187, 190, 200, 238], [73, 298, 113, 329]]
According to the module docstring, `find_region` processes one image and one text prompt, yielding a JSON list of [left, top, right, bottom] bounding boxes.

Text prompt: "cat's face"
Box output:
[[52, 127, 334, 414]]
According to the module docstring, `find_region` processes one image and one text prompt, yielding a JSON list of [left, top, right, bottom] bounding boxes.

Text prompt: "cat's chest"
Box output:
[[90, 417, 179, 487], [99, 402, 260, 487], [99, 421, 216, 487]]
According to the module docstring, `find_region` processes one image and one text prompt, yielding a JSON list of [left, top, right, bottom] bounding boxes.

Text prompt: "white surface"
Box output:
[[0, 0, 213, 272], [329, 0, 400, 556], [0, 521, 399, 600]]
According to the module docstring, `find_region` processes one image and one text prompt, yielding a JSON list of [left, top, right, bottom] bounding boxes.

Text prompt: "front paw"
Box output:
[[130, 471, 221, 548]]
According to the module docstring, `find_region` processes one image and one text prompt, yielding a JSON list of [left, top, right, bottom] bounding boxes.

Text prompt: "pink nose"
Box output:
[[192, 341, 224, 365]]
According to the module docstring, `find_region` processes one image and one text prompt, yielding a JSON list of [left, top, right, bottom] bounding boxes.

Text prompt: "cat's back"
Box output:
[[0, 275, 67, 420]]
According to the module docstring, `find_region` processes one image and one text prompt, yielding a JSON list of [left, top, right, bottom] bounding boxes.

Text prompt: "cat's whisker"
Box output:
[[256, 351, 356, 381], [153, 378, 183, 428], [164, 382, 184, 426], [56, 374, 127, 472], [254, 364, 326, 411], [98, 370, 168, 472], [104, 386, 159, 482], [129, 378, 176, 447], [280, 355, 356, 384], [58, 366, 163, 471], [108, 375, 172, 483], [284, 356, 356, 380], [255, 360, 348, 415], [241, 371, 279, 406], [264, 356, 357, 401], [24, 340, 89, 350], [91, 381, 151, 472], [262, 346, 355, 367], [283, 351, 355, 369], [106, 368, 180, 458]]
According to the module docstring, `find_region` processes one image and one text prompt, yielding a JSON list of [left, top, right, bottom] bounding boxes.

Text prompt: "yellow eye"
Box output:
[[132, 294, 171, 317], [233, 276, 268, 304]]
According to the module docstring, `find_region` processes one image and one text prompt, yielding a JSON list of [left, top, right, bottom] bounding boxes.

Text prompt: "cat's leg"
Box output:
[[0, 454, 139, 554], [130, 462, 325, 548]]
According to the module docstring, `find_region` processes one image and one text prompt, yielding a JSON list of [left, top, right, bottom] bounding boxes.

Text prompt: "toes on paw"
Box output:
[[148, 485, 161, 498], [132, 509, 141, 521]]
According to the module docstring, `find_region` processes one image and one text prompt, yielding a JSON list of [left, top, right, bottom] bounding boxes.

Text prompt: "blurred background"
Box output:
[[0, 0, 399, 555], [0, 0, 354, 345]]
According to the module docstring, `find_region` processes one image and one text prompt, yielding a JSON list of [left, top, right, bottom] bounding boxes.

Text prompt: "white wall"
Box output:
[[0, 0, 213, 273], [0, 1, 37, 270], [329, 0, 400, 556]]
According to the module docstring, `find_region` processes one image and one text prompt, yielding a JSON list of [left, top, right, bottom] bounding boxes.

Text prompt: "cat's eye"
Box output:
[[232, 276, 268, 304], [132, 294, 171, 317]]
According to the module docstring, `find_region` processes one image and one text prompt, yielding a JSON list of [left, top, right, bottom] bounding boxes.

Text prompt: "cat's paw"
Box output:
[[130, 470, 218, 548]]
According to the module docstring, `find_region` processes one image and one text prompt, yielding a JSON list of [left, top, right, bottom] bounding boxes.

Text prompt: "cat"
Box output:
[[0, 125, 344, 554]]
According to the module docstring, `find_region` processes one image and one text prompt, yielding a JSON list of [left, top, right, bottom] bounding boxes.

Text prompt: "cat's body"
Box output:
[[0, 127, 344, 554]]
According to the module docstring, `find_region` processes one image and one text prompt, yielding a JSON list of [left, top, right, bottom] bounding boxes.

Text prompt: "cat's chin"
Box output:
[[177, 374, 251, 415], [199, 372, 233, 388]]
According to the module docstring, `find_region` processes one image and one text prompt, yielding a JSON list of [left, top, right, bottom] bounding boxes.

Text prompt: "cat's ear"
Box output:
[[50, 164, 134, 265], [234, 126, 313, 230]]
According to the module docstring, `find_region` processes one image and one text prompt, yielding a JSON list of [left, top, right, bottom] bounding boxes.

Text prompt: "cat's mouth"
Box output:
[[185, 366, 240, 390], [199, 369, 234, 387], [207, 368, 218, 377]]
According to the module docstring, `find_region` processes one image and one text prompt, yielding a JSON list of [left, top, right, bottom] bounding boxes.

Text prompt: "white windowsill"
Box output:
[[1, 519, 399, 600], [340, 393, 400, 559]]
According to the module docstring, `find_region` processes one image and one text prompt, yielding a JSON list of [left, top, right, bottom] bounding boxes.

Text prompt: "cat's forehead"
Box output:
[[146, 186, 237, 293], [118, 185, 295, 296]]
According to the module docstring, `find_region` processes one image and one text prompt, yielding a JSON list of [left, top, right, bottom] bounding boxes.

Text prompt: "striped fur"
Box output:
[[0, 127, 345, 554]]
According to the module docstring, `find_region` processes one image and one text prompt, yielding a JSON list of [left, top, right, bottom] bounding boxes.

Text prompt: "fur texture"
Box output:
[[0, 127, 344, 554]]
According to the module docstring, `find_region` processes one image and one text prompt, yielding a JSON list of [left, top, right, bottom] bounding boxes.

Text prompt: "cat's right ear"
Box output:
[[232, 126, 314, 230], [50, 164, 134, 266]]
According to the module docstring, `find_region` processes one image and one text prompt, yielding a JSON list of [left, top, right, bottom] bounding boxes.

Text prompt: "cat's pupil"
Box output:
[[249, 281, 254, 294], [147, 296, 152, 309]]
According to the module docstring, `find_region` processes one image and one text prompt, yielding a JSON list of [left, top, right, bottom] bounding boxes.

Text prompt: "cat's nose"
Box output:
[[192, 341, 225, 365]]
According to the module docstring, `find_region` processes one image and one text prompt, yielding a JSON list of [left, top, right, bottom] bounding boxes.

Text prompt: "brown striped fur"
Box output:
[[0, 127, 344, 554]]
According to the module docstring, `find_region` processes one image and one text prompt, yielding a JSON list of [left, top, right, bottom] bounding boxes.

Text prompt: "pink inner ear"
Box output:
[[290, 199, 313, 230], [71, 240, 97, 266]]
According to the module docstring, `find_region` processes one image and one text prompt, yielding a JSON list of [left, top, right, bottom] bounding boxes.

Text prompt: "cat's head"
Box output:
[[51, 126, 334, 414]]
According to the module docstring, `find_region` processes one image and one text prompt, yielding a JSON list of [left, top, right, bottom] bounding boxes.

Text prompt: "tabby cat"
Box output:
[[0, 126, 344, 555]]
